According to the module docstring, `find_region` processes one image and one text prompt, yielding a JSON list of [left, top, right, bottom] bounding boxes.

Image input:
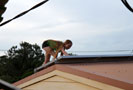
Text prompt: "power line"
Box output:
[[121, 0, 133, 13], [0, 0, 131, 27], [69, 50, 131, 52], [1, 49, 133, 55], [68, 50, 133, 55], [0, 0, 49, 27]]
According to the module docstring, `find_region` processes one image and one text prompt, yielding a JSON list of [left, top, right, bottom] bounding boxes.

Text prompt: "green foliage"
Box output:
[[0, 42, 44, 83]]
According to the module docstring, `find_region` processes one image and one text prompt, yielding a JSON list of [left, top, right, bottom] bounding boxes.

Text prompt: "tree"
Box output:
[[0, 42, 44, 83]]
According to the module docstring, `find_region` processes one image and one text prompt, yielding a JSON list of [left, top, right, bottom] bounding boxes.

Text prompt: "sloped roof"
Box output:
[[14, 54, 133, 90], [0, 79, 20, 90]]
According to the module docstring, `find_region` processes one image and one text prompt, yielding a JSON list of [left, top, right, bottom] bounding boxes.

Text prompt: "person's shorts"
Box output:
[[42, 41, 49, 48]]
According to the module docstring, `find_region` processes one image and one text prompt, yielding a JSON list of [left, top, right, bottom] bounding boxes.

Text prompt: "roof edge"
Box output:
[[34, 54, 133, 72]]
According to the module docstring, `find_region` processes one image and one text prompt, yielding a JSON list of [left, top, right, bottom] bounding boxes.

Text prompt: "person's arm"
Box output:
[[61, 47, 69, 56], [53, 47, 62, 59], [60, 52, 63, 56]]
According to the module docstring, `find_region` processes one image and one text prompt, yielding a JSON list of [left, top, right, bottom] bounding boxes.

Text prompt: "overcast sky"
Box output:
[[0, 0, 133, 55]]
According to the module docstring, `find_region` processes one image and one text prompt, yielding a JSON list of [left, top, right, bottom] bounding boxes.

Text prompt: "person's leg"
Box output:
[[44, 48, 58, 61], [49, 51, 57, 60], [43, 47, 52, 64], [44, 53, 51, 64]]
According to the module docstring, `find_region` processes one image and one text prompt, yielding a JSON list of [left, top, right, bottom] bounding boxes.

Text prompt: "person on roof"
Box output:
[[42, 39, 72, 64]]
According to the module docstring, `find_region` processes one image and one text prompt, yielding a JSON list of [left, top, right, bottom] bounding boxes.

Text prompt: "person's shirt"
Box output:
[[47, 40, 64, 51]]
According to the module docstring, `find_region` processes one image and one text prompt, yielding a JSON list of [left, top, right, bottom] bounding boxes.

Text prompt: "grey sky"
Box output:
[[0, 0, 133, 55]]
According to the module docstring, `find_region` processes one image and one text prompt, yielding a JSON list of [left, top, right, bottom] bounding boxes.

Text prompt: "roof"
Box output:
[[34, 54, 133, 72], [0, 79, 21, 90], [14, 54, 133, 90]]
